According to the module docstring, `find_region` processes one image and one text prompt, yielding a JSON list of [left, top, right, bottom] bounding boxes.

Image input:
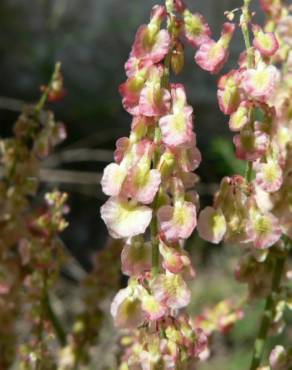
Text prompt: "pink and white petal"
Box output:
[[253, 31, 279, 57], [139, 85, 171, 117], [141, 294, 167, 321], [234, 130, 269, 161], [255, 161, 283, 192], [197, 207, 227, 243], [158, 201, 197, 241], [183, 10, 212, 48], [195, 39, 228, 74], [125, 168, 161, 204], [150, 29, 171, 63], [101, 163, 127, 196], [151, 273, 191, 310], [111, 287, 145, 329], [100, 197, 152, 238], [132, 25, 170, 64], [247, 209, 282, 249], [269, 345, 287, 370], [159, 107, 193, 147], [228, 103, 249, 131], [119, 76, 144, 115], [114, 137, 130, 164], [121, 242, 152, 277], [240, 65, 280, 103]]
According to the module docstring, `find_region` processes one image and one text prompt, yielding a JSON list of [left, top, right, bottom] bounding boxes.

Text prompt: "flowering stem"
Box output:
[[151, 127, 162, 278], [249, 255, 286, 370], [151, 3, 174, 278], [241, 0, 253, 69], [151, 219, 160, 277], [245, 161, 253, 182], [35, 62, 61, 115], [44, 291, 67, 346], [241, 0, 254, 182]]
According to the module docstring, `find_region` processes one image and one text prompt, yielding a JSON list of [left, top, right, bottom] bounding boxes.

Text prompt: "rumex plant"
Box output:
[[100, 1, 209, 368], [0, 0, 291, 369], [0, 63, 68, 369], [196, 0, 292, 369]]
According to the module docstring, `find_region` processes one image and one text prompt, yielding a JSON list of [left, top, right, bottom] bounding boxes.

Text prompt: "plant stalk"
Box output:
[[249, 256, 286, 370], [241, 0, 254, 182]]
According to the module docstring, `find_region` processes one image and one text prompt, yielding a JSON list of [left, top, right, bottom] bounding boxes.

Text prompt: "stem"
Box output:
[[151, 219, 160, 277], [151, 4, 174, 277], [245, 161, 253, 182], [35, 62, 61, 115], [151, 128, 162, 278], [44, 291, 67, 346], [240, 0, 254, 182], [249, 256, 286, 370]]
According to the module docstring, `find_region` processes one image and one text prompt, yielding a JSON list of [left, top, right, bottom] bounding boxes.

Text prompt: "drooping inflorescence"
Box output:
[[99, 1, 216, 368], [0, 63, 68, 369], [195, 0, 292, 369]]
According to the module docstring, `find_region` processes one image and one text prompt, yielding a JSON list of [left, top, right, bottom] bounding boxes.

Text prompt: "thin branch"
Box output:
[[249, 255, 286, 370], [44, 148, 113, 167], [0, 97, 25, 112]]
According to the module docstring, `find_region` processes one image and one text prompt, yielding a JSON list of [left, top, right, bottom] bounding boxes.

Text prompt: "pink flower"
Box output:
[[173, 146, 201, 172], [151, 273, 191, 309], [233, 129, 269, 161], [252, 26, 279, 57], [131, 115, 156, 131], [217, 70, 241, 115], [159, 84, 194, 147], [228, 102, 249, 131], [246, 208, 282, 249], [125, 56, 153, 78], [121, 241, 152, 277], [254, 160, 283, 192], [124, 166, 161, 204], [119, 69, 148, 115], [159, 242, 195, 278], [114, 137, 130, 163], [197, 207, 227, 244], [100, 197, 152, 238], [111, 285, 146, 329], [131, 5, 170, 64], [139, 66, 171, 117], [141, 293, 167, 321], [101, 163, 127, 196], [195, 23, 235, 74], [183, 10, 211, 48], [269, 345, 287, 370], [157, 200, 197, 241], [240, 64, 280, 103]]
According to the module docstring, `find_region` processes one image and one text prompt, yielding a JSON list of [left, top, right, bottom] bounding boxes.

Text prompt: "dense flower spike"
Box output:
[[100, 1, 209, 368], [0, 64, 68, 369], [195, 1, 292, 369]]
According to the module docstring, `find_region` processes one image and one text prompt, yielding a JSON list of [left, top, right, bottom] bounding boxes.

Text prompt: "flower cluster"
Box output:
[[194, 0, 291, 368], [197, 0, 291, 258], [58, 239, 123, 369], [0, 64, 68, 369], [100, 1, 213, 368], [119, 315, 208, 370], [194, 299, 244, 337], [19, 190, 68, 370]]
